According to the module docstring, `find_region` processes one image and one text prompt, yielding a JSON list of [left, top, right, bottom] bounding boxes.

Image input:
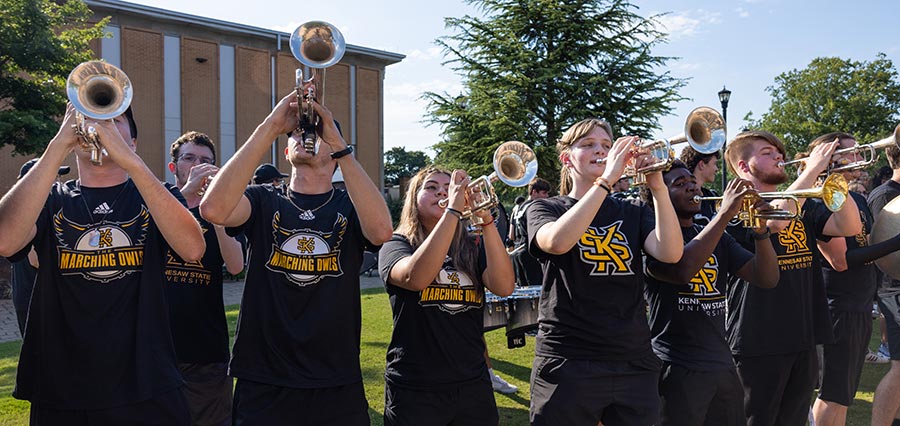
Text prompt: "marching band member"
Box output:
[[200, 89, 392, 425], [526, 118, 682, 425], [723, 130, 861, 426], [645, 160, 778, 426], [378, 166, 514, 425]]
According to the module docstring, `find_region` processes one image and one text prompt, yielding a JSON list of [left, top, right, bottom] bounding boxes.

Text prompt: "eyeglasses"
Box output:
[[177, 154, 215, 165]]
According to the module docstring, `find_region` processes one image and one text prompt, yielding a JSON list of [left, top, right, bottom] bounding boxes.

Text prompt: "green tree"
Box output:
[[424, 0, 687, 190], [747, 54, 900, 158], [384, 146, 431, 186], [0, 0, 108, 155]]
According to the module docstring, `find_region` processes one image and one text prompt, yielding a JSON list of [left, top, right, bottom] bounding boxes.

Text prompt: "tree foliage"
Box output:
[[424, 0, 687, 191], [748, 54, 900, 158], [0, 0, 108, 155], [384, 147, 431, 186]]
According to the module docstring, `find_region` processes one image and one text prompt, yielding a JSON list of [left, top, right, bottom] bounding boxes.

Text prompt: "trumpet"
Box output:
[[196, 174, 215, 197], [66, 61, 133, 165], [438, 141, 538, 226], [289, 21, 346, 155], [693, 174, 849, 228], [778, 125, 900, 173], [595, 106, 726, 185]]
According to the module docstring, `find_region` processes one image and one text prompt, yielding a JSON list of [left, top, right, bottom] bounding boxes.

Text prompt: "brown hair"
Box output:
[[809, 132, 855, 149], [395, 167, 481, 286], [556, 118, 614, 194], [679, 145, 720, 173], [724, 130, 786, 175], [170, 131, 217, 163], [528, 177, 551, 195]]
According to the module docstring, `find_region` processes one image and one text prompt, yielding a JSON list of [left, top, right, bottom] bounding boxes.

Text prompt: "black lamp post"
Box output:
[[718, 85, 731, 192]]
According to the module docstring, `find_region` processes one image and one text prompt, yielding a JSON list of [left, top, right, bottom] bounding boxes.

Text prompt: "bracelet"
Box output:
[[445, 208, 463, 219], [593, 177, 611, 194], [751, 227, 771, 241], [477, 217, 495, 228]]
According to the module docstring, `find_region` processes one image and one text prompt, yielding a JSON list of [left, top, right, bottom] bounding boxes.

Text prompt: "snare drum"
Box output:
[[506, 286, 541, 335], [483, 291, 508, 331]]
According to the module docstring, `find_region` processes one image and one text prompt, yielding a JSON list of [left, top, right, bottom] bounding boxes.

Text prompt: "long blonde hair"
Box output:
[[395, 167, 481, 286], [556, 118, 615, 194]]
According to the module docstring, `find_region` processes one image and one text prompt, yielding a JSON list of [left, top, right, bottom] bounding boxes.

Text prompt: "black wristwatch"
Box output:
[[331, 146, 353, 159]]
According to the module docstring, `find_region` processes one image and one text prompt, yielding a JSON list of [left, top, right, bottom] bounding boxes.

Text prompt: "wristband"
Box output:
[[593, 177, 611, 194], [330, 146, 354, 159], [445, 208, 463, 219], [751, 227, 771, 241]]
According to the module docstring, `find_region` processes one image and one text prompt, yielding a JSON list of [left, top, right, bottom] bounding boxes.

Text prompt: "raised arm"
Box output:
[[648, 179, 753, 283], [642, 171, 683, 264], [200, 92, 299, 227], [474, 208, 515, 297], [388, 171, 469, 291], [214, 224, 245, 275]]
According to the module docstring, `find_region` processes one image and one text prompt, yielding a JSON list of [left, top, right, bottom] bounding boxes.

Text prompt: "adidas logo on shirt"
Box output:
[[93, 202, 113, 214]]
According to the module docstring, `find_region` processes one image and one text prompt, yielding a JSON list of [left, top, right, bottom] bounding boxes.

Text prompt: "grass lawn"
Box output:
[[0, 286, 890, 425]]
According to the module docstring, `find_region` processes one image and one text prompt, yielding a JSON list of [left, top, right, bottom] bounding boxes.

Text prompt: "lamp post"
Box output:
[[718, 85, 731, 193]]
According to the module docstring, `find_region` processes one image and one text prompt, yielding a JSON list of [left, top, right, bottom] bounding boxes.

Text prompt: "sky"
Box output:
[[123, 0, 900, 157]]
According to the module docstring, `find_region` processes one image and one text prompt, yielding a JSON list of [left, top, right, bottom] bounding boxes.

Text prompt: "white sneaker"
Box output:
[[866, 349, 890, 364], [491, 373, 519, 394]]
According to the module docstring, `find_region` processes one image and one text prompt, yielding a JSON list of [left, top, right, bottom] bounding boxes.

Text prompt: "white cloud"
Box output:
[[404, 47, 443, 61], [735, 7, 750, 18], [654, 10, 722, 40]]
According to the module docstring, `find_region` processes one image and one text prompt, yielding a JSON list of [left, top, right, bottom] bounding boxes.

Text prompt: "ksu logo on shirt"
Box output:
[[776, 219, 814, 271], [165, 225, 211, 285], [53, 206, 150, 283], [677, 254, 726, 316], [265, 211, 347, 287], [419, 261, 483, 314], [577, 220, 634, 276]]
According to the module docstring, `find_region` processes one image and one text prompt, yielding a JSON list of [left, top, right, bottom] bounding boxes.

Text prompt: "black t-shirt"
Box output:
[[725, 200, 833, 357], [226, 185, 373, 388], [646, 224, 752, 370], [868, 180, 900, 293], [12, 179, 182, 409], [526, 195, 655, 360], [378, 234, 488, 390], [164, 200, 229, 364], [693, 187, 719, 226], [821, 191, 877, 313]]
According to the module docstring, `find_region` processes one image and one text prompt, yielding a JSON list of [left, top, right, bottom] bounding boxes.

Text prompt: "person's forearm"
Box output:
[[215, 225, 244, 275], [846, 235, 900, 268], [646, 187, 683, 263], [337, 156, 392, 245], [480, 222, 515, 296]]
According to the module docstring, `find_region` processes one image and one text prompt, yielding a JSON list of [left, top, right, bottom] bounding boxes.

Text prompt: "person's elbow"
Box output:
[[367, 222, 394, 246], [225, 262, 244, 276], [176, 234, 206, 262], [829, 258, 849, 272]]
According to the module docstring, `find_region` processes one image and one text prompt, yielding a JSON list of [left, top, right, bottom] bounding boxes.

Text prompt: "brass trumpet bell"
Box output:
[[66, 61, 133, 165], [439, 141, 538, 226]]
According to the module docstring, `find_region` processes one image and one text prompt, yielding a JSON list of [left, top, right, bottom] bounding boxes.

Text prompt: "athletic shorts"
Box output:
[[179, 362, 232, 426], [879, 292, 900, 360], [530, 354, 661, 426], [658, 363, 744, 426], [232, 378, 369, 426], [736, 349, 817, 426], [383, 376, 498, 426], [29, 386, 190, 426], [818, 311, 871, 406]]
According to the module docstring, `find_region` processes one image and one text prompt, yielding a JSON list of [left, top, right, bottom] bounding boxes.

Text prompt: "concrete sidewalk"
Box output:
[[0, 274, 384, 343]]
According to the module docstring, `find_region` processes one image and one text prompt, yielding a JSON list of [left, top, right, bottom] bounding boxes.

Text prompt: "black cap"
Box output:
[[253, 163, 288, 185], [19, 159, 70, 179]]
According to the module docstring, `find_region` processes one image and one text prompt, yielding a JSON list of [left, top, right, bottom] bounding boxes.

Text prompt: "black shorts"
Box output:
[[879, 292, 900, 360], [818, 311, 871, 406], [179, 362, 232, 426], [736, 349, 816, 426], [658, 363, 744, 426], [30, 386, 190, 426], [232, 379, 369, 426], [530, 354, 661, 426], [383, 377, 498, 426]]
